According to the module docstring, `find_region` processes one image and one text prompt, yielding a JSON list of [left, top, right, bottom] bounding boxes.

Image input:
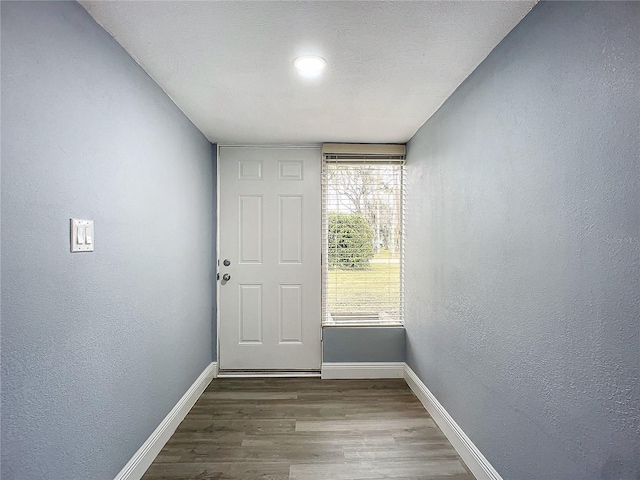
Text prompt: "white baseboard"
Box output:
[[114, 362, 217, 480], [403, 365, 502, 480], [113, 361, 499, 479], [321, 362, 405, 379]]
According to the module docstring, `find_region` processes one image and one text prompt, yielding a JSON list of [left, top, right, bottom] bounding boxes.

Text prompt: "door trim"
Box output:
[[216, 143, 221, 368], [217, 144, 321, 149]]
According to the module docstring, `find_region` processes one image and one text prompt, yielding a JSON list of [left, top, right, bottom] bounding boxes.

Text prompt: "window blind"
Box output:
[[322, 145, 406, 326]]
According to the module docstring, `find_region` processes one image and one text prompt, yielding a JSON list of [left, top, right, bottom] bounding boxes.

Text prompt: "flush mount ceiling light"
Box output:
[[293, 55, 327, 77]]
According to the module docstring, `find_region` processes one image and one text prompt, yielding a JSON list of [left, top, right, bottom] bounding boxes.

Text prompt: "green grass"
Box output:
[[327, 262, 401, 316], [376, 248, 395, 259]]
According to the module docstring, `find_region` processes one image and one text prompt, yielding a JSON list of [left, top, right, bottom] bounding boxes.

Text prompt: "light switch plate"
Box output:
[[70, 218, 94, 253]]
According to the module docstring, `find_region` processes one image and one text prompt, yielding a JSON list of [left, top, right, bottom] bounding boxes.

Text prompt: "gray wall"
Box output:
[[405, 2, 639, 480], [323, 327, 405, 363], [1, 2, 215, 479]]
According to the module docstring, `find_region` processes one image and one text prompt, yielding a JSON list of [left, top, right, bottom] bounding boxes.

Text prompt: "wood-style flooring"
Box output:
[[142, 378, 475, 480]]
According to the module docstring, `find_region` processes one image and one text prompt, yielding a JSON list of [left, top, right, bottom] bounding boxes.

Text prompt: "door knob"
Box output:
[[222, 273, 231, 281]]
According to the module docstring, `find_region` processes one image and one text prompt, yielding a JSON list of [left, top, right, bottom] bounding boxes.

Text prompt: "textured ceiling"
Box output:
[[80, 1, 537, 145]]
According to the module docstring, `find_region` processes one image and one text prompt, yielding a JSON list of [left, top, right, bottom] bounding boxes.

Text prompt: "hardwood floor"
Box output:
[[142, 378, 475, 480]]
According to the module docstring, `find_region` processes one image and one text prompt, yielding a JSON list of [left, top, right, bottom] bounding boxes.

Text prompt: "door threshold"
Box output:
[[217, 370, 321, 378]]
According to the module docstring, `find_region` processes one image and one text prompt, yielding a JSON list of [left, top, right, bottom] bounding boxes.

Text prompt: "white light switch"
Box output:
[[70, 219, 94, 253]]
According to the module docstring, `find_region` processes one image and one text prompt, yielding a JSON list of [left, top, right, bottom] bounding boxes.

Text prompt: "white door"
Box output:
[[218, 147, 321, 371]]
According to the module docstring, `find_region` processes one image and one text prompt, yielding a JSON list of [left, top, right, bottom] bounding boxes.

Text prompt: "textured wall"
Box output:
[[1, 2, 215, 479], [323, 327, 405, 363], [405, 2, 639, 479]]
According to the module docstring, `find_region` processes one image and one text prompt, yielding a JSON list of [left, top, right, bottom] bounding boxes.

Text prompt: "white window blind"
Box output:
[[322, 144, 406, 326]]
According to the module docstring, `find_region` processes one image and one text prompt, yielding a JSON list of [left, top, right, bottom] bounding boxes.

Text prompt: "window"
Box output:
[[322, 144, 406, 326]]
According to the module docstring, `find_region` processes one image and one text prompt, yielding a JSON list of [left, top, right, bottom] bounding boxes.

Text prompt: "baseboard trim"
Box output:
[[114, 362, 217, 480], [321, 362, 405, 379], [112, 361, 499, 479], [403, 365, 502, 480]]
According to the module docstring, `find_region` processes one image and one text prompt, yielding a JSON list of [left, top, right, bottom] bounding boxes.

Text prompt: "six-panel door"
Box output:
[[218, 147, 321, 371]]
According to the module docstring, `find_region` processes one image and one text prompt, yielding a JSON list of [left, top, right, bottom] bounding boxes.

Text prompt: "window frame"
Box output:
[[321, 146, 406, 327]]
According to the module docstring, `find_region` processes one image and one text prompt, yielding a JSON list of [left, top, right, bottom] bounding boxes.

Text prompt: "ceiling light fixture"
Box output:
[[293, 55, 327, 77]]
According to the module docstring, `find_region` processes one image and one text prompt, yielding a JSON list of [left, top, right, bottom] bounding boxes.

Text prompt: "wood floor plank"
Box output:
[[141, 378, 474, 480], [289, 460, 469, 479], [143, 462, 290, 480], [241, 434, 396, 447], [295, 418, 436, 432], [200, 392, 299, 400]]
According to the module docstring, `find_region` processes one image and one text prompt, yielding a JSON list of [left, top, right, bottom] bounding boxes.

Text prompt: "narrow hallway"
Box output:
[[143, 379, 474, 480]]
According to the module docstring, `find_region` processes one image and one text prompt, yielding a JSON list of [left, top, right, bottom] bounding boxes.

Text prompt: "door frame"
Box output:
[[215, 144, 324, 376]]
